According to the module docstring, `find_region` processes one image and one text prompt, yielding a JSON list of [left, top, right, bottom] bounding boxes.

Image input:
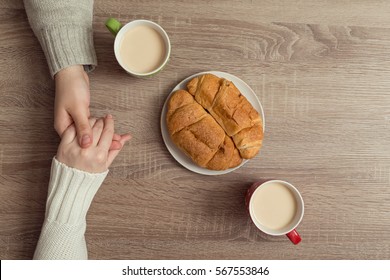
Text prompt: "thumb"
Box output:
[[71, 110, 93, 148]]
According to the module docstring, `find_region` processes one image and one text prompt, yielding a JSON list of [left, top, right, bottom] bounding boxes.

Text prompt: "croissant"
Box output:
[[166, 90, 242, 170], [187, 74, 263, 159]]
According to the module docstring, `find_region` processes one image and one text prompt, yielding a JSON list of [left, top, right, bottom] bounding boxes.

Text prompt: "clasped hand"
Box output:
[[57, 115, 131, 173], [54, 65, 130, 172]]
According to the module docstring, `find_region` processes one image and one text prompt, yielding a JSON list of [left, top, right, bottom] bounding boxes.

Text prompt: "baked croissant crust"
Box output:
[[187, 74, 263, 159], [166, 90, 242, 170]]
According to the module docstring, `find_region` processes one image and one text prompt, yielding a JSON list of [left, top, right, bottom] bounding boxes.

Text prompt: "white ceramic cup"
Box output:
[[105, 18, 171, 77], [245, 179, 304, 244]]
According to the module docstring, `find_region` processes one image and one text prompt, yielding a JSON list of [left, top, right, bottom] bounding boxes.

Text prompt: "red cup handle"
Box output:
[[286, 229, 301, 245]]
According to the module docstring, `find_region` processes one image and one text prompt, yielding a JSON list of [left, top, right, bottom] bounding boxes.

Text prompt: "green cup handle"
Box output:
[[105, 18, 122, 36]]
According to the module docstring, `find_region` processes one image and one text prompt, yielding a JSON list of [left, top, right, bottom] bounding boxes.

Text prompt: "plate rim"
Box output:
[[160, 70, 265, 175]]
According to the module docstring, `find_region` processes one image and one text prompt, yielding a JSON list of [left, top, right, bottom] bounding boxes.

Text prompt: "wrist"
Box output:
[[54, 156, 108, 174], [55, 65, 85, 82]]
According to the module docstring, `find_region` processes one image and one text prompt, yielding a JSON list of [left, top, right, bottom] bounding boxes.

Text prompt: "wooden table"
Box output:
[[1, 0, 390, 259]]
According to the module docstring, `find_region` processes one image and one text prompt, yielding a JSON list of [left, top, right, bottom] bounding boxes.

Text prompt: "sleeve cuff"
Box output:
[[45, 158, 108, 225], [37, 25, 97, 77]]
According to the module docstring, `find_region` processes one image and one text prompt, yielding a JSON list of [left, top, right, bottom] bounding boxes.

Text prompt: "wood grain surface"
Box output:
[[1, 0, 390, 259]]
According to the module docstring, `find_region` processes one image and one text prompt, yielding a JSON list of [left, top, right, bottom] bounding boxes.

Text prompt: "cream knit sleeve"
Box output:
[[24, 0, 97, 77], [33, 158, 108, 260]]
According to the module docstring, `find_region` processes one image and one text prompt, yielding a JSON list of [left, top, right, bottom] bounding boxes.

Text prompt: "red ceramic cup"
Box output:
[[245, 180, 304, 245]]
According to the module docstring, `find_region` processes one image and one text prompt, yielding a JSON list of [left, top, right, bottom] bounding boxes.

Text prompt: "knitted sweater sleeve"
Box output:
[[23, 0, 97, 77], [33, 158, 108, 260]]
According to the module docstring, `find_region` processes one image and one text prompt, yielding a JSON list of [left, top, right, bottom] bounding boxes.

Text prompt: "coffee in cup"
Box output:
[[105, 18, 171, 77], [245, 180, 304, 244]]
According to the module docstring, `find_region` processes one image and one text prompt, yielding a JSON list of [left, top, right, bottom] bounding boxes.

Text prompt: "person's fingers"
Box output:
[[61, 124, 77, 144], [88, 117, 97, 128], [85, 117, 98, 146], [92, 118, 104, 146], [98, 114, 115, 150], [71, 109, 93, 148], [113, 134, 121, 141], [107, 133, 132, 166], [110, 140, 122, 150], [109, 133, 131, 150], [120, 133, 132, 142], [109, 134, 132, 150], [54, 109, 72, 137]]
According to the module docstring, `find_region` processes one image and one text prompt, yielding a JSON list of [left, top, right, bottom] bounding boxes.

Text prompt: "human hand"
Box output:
[[54, 65, 93, 148], [54, 65, 123, 150], [56, 115, 131, 173]]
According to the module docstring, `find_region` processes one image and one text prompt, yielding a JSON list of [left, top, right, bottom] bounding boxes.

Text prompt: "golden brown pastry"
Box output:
[[166, 90, 242, 170], [187, 74, 263, 159]]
